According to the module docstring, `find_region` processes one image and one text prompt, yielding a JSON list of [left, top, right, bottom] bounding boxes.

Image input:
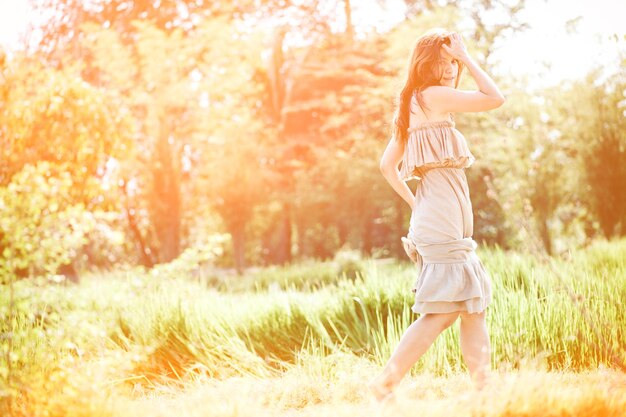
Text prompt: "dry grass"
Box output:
[[18, 344, 624, 417], [105, 367, 626, 417]]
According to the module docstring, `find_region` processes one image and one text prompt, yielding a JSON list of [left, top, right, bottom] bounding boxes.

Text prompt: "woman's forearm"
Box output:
[[381, 167, 416, 209], [461, 54, 505, 101]]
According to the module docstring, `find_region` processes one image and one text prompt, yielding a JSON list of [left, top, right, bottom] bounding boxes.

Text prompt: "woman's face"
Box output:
[[437, 47, 458, 87]]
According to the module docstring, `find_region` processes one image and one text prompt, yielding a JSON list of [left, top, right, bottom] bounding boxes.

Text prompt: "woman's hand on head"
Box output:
[[441, 33, 469, 62]]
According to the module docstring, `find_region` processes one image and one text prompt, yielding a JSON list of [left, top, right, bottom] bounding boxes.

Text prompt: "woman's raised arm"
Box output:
[[424, 33, 506, 113]]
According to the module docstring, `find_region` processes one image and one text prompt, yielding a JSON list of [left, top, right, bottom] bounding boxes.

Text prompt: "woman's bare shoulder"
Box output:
[[420, 85, 454, 100], [415, 86, 455, 116]]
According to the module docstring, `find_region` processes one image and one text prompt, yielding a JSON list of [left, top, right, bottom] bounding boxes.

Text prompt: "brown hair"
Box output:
[[392, 28, 465, 145]]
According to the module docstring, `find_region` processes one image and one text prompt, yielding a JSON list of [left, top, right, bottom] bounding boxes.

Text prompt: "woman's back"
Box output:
[[408, 89, 453, 128], [400, 92, 473, 183]]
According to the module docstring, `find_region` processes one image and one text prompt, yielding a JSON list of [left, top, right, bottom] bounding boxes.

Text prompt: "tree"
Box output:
[[563, 69, 626, 239], [257, 26, 396, 260], [0, 54, 134, 277], [0, 163, 97, 283], [24, 0, 355, 268], [77, 17, 277, 268]]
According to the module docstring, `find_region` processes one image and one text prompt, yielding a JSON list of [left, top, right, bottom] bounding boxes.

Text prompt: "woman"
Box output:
[[369, 29, 505, 401]]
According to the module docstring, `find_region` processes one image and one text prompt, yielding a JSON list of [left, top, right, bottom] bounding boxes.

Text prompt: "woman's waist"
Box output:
[[414, 160, 470, 174], [423, 162, 467, 169], [401, 157, 472, 182]]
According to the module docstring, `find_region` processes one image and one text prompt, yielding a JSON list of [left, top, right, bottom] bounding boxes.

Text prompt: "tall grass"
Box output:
[[1, 237, 625, 416]]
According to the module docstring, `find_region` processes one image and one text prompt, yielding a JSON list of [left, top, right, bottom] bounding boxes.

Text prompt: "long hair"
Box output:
[[392, 28, 465, 145]]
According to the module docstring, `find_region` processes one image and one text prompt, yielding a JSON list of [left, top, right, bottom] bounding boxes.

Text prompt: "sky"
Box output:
[[1, 0, 624, 89], [0, 0, 29, 51], [489, 0, 626, 87]]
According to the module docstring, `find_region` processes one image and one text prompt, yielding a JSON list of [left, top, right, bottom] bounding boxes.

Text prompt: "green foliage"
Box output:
[[0, 162, 96, 281], [0, 51, 136, 273], [0, 56, 133, 189], [248, 261, 347, 292], [574, 71, 626, 238], [148, 235, 227, 279], [333, 248, 366, 281]]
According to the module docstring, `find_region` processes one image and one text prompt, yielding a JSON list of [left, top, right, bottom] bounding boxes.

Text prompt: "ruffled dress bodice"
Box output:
[[399, 120, 476, 182]]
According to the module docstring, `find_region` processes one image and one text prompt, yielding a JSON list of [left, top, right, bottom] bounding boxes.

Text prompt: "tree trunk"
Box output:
[[276, 201, 293, 264], [122, 179, 155, 267], [294, 214, 305, 259], [362, 211, 373, 256], [337, 219, 349, 246], [344, 0, 353, 37], [231, 222, 246, 275], [152, 127, 181, 263], [538, 216, 552, 256], [58, 262, 79, 284]]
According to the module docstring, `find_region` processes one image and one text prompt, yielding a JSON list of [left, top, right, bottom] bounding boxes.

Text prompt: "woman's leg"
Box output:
[[369, 311, 459, 399], [459, 311, 491, 389]]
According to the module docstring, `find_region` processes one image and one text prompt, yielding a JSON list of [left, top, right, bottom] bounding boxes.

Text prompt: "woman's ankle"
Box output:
[[470, 368, 491, 390], [382, 363, 403, 388]]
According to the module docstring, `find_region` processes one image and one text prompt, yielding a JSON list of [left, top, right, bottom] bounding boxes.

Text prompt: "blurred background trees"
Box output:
[[1, 0, 624, 280]]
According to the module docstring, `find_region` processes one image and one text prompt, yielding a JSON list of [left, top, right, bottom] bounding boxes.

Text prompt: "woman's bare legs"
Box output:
[[368, 311, 459, 400], [459, 311, 491, 389]]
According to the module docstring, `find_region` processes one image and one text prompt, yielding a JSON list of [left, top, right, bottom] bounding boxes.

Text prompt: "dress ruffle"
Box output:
[[410, 251, 492, 314], [399, 121, 476, 182], [401, 233, 492, 315]]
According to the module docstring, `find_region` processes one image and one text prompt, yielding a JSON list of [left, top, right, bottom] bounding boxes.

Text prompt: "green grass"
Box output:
[[1, 237, 625, 416]]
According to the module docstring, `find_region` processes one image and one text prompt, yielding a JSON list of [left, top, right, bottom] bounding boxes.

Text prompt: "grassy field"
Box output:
[[1, 238, 626, 416]]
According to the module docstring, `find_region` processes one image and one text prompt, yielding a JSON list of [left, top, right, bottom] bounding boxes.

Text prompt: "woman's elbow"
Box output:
[[379, 164, 396, 178], [485, 95, 505, 110]]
